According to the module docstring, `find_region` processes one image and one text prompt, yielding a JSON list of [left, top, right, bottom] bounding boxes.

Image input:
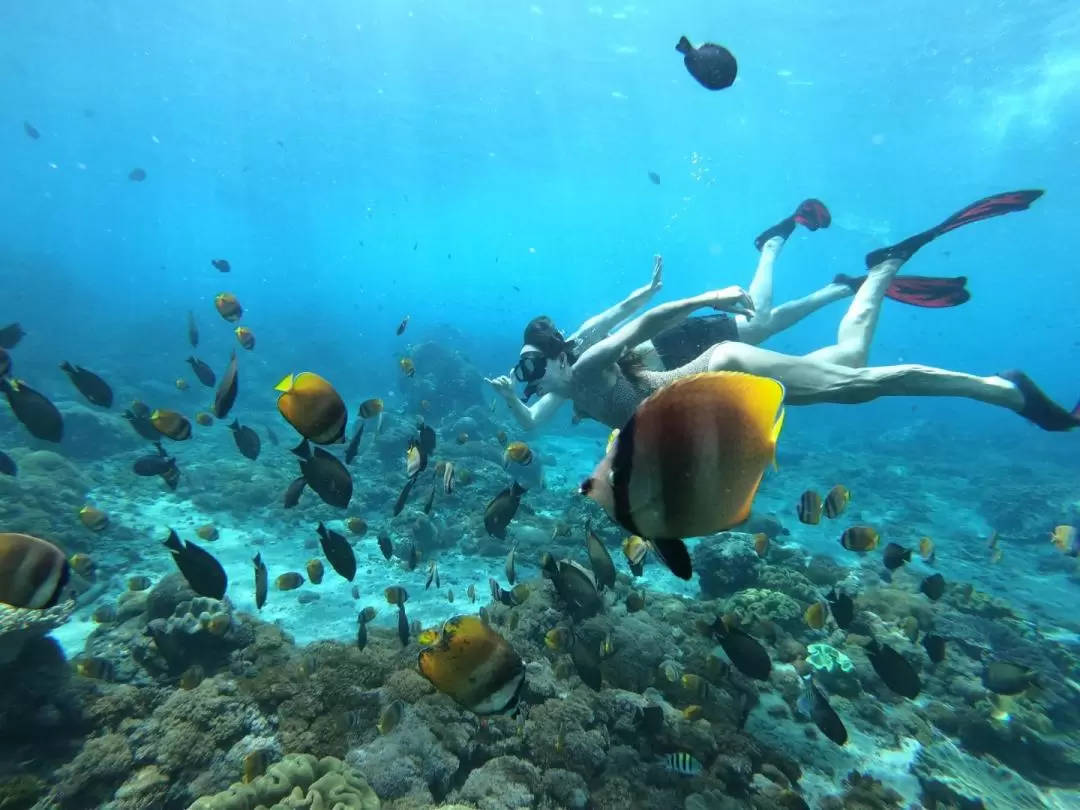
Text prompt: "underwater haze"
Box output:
[[2, 1, 1080, 809]]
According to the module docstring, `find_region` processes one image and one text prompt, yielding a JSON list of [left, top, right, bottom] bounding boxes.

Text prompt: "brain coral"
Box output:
[[186, 753, 379, 810]]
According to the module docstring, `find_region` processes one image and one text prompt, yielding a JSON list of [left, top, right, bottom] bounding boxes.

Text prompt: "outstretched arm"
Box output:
[[485, 375, 566, 432], [570, 255, 663, 349], [574, 285, 755, 377]]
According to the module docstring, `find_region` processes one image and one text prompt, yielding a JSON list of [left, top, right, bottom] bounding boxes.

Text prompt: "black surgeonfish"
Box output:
[[484, 482, 525, 540], [212, 351, 239, 420], [163, 528, 227, 599], [797, 673, 847, 745], [675, 35, 738, 91], [344, 421, 364, 465], [569, 631, 603, 691], [1, 378, 63, 442], [0, 323, 26, 350], [133, 442, 177, 477], [316, 521, 356, 581], [705, 616, 772, 681], [292, 439, 353, 508], [59, 362, 113, 408], [982, 661, 1040, 695], [0, 532, 73, 608], [826, 588, 855, 629], [229, 420, 261, 461], [124, 405, 161, 441], [253, 552, 268, 609], [186, 356, 216, 387], [283, 476, 306, 509], [866, 639, 921, 699], [584, 522, 616, 591], [581, 372, 784, 581], [186, 311, 198, 348], [394, 474, 419, 516], [0, 348, 11, 378]]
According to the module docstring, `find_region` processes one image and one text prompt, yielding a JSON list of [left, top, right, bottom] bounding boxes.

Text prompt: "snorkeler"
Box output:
[[489, 189, 1078, 433]]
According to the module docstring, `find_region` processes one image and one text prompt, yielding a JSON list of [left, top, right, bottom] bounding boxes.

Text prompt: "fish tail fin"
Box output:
[[650, 538, 693, 580], [290, 438, 311, 458], [59, 361, 74, 374], [154, 441, 166, 456], [162, 528, 182, 552], [229, 419, 240, 431], [675, 36, 693, 54], [273, 373, 295, 394]]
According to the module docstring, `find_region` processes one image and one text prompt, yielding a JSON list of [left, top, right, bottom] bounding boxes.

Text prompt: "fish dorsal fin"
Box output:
[[273, 374, 295, 394]]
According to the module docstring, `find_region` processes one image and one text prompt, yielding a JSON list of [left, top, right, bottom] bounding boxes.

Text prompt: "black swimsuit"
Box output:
[[650, 314, 740, 370]]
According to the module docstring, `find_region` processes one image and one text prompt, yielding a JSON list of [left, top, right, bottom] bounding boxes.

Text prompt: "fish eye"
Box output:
[[606, 471, 615, 487], [579, 478, 594, 495]]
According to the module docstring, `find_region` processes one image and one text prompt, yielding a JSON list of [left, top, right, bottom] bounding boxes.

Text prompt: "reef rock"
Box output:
[[693, 533, 762, 599]]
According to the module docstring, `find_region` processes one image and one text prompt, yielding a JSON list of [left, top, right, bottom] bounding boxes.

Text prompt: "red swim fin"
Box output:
[[886, 276, 970, 308], [793, 198, 831, 231], [933, 190, 1044, 237], [865, 189, 1044, 268], [835, 274, 971, 308]]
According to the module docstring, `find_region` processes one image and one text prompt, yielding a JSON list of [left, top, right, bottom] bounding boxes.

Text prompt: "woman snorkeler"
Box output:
[[488, 189, 1078, 433]]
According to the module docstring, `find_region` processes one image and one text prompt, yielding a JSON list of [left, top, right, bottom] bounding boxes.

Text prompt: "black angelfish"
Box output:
[[163, 528, 227, 599], [316, 521, 357, 581], [675, 36, 737, 91]]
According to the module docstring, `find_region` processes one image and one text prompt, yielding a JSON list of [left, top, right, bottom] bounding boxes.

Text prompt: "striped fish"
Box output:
[[664, 752, 703, 776], [797, 490, 823, 525]]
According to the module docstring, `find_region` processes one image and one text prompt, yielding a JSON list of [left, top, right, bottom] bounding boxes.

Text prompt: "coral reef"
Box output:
[[188, 753, 379, 810], [0, 600, 74, 664]]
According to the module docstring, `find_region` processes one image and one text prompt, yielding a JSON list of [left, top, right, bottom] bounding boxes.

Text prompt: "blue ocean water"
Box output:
[[2, 1, 1080, 809]]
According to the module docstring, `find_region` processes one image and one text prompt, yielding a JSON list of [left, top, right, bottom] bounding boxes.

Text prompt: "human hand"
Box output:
[[649, 255, 663, 293], [484, 375, 517, 400], [709, 286, 755, 318]]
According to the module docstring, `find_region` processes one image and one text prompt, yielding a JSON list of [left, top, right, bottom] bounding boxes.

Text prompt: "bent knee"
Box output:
[[707, 342, 752, 372]]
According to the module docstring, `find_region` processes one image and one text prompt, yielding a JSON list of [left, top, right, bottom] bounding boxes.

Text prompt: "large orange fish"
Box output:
[[580, 371, 784, 580]]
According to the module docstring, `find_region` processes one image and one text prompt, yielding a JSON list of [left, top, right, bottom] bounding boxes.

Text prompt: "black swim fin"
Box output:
[[999, 370, 1080, 432], [865, 189, 1044, 268], [834, 274, 970, 308], [649, 538, 693, 580]]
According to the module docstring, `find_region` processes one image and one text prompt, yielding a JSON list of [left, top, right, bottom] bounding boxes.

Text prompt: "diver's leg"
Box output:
[[705, 342, 1078, 430], [736, 282, 852, 346], [737, 198, 833, 338], [801, 257, 903, 367]]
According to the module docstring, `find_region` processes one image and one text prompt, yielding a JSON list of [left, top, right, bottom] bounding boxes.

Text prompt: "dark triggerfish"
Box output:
[[675, 36, 738, 91], [293, 440, 353, 508], [581, 371, 784, 580]]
